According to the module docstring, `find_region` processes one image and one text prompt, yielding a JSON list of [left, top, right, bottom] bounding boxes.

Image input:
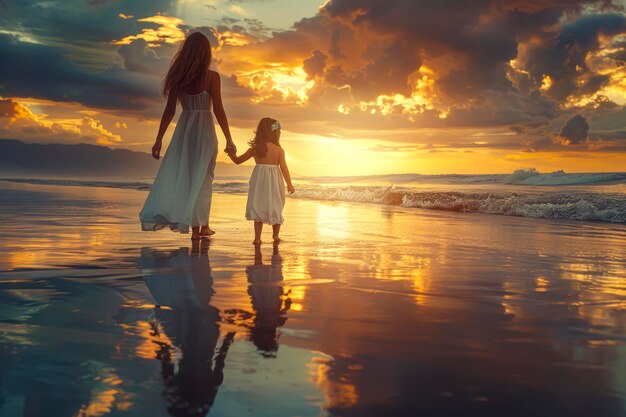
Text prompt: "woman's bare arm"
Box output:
[[209, 71, 236, 154], [152, 90, 178, 160], [279, 148, 295, 193], [228, 147, 255, 165]]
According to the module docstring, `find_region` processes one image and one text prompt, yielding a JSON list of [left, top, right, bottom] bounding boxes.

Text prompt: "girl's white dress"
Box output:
[[245, 164, 286, 225], [139, 90, 217, 233]]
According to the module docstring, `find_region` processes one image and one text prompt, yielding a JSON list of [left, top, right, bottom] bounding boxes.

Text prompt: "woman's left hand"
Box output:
[[152, 140, 162, 160]]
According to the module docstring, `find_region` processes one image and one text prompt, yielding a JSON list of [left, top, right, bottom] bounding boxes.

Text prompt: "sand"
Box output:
[[1, 179, 625, 417]]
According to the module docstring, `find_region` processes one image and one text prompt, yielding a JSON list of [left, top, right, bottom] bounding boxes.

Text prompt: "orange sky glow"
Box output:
[[1, 0, 625, 175]]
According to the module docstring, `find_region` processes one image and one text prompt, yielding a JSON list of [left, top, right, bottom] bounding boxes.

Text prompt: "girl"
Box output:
[[228, 117, 295, 244], [139, 31, 237, 240]]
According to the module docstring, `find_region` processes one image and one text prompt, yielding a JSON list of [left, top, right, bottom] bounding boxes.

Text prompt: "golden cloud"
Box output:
[[243, 67, 314, 105], [0, 98, 121, 145], [113, 15, 186, 46]]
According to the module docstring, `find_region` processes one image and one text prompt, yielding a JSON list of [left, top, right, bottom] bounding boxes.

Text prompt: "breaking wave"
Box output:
[[3, 169, 626, 223], [292, 185, 626, 224], [307, 169, 626, 186], [500, 168, 626, 186]]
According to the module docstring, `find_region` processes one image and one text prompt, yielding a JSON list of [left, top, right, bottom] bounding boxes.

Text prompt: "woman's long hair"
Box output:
[[163, 32, 212, 98], [249, 117, 280, 157]]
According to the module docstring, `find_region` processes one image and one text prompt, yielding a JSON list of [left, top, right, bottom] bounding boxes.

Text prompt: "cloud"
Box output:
[[208, 0, 624, 137], [115, 38, 171, 75], [556, 114, 590, 144], [303, 50, 327, 80], [1, 0, 626, 161], [107, 2, 626, 155], [113, 15, 186, 46], [520, 13, 626, 102], [81, 117, 122, 145], [0, 98, 121, 145], [0, 0, 176, 47], [0, 33, 159, 110]]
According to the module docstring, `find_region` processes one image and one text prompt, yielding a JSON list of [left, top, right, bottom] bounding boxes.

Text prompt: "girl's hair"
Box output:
[[249, 117, 280, 157], [162, 32, 212, 98]]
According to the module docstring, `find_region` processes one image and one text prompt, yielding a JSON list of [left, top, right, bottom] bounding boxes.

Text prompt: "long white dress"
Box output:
[[139, 90, 218, 233], [245, 164, 286, 225]]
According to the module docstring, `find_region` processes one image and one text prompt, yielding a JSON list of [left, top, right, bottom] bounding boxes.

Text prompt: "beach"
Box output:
[[1, 179, 626, 417]]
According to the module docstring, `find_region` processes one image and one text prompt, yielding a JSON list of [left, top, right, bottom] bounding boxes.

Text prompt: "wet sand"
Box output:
[[1, 180, 626, 417]]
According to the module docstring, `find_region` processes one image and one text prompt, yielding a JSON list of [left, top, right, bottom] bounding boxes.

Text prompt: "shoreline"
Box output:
[[2, 178, 625, 225]]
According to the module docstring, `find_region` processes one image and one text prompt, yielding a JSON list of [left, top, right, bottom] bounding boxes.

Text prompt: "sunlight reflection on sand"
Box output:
[[1, 180, 626, 416]]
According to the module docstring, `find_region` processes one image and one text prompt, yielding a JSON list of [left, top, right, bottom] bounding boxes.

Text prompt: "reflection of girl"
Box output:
[[245, 244, 291, 356], [140, 245, 234, 416]]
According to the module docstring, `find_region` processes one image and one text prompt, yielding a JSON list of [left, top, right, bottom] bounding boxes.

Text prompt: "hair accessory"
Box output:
[[271, 120, 281, 132]]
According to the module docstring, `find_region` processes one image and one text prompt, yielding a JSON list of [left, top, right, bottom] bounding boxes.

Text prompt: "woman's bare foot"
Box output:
[[253, 240, 262, 245], [199, 226, 215, 236], [273, 236, 281, 244]]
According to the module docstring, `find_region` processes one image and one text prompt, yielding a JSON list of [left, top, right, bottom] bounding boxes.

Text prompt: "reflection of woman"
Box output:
[[140, 243, 234, 416], [245, 244, 291, 357]]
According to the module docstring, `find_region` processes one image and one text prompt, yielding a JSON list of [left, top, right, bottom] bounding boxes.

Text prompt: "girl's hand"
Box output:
[[288, 184, 295, 194], [224, 141, 236, 154], [152, 140, 162, 160]]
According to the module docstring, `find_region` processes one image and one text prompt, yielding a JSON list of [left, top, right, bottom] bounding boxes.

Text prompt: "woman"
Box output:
[[139, 31, 236, 240]]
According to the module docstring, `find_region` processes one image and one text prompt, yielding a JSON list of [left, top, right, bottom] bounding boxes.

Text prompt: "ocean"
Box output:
[[3, 168, 626, 223]]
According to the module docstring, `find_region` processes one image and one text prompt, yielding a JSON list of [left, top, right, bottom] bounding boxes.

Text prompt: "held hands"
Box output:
[[224, 140, 237, 155], [288, 184, 295, 194], [226, 152, 237, 163], [152, 140, 162, 160]]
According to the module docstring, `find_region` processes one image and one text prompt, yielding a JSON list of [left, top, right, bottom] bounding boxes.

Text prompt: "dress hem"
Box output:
[[140, 215, 191, 234], [245, 216, 284, 225]]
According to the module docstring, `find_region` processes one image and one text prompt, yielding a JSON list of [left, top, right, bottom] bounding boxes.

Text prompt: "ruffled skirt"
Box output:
[[245, 164, 285, 225]]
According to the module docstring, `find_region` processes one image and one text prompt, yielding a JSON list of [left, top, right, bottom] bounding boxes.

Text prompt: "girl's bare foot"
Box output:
[[271, 224, 281, 245]]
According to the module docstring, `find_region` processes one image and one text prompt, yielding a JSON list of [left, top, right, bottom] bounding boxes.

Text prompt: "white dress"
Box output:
[[139, 89, 218, 233], [245, 164, 286, 225]]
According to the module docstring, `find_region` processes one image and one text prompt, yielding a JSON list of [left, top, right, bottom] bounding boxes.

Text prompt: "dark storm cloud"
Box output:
[[321, 0, 518, 98], [1, 0, 625, 154], [0, 0, 175, 44], [442, 91, 558, 128], [521, 13, 626, 101], [0, 34, 158, 110], [223, 0, 624, 147], [303, 50, 327, 80], [316, 0, 626, 102], [558, 114, 590, 144], [116, 39, 171, 76], [0, 0, 178, 74], [592, 129, 626, 140], [327, 42, 424, 99], [0, 1, 244, 113]]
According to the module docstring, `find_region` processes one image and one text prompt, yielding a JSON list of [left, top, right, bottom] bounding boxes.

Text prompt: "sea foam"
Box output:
[[3, 169, 625, 223], [292, 186, 626, 223]]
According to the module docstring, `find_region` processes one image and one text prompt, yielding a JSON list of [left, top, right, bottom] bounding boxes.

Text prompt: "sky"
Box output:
[[1, 0, 626, 175]]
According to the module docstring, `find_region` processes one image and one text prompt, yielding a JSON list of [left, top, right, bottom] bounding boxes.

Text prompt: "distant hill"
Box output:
[[0, 139, 253, 178]]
